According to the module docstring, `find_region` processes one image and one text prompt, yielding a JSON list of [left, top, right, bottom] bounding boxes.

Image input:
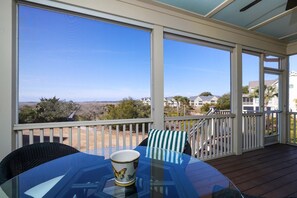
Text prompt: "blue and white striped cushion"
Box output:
[[147, 129, 187, 153], [145, 146, 183, 164]]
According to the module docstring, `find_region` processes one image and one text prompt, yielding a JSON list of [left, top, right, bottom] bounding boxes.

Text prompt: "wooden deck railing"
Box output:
[[13, 118, 153, 157], [14, 114, 236, 160], [264, 110, 281, 145], [165, 114, 235, 160], [242, 110, 281, 149], [14, 111, 284, 160], [288, 112, 297, 145], [242, 112, 263, 152]]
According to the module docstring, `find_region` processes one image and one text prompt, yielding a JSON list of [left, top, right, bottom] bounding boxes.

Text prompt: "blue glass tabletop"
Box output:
[[0, 146, 242, 198]]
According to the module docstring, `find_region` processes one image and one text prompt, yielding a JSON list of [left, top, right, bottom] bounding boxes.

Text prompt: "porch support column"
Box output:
[[231, 44, 243, 155], [260, 54, 265, 147], [151, 25, 164, 130], [0, 0, 17, 160], [280, 56, 289, 144]]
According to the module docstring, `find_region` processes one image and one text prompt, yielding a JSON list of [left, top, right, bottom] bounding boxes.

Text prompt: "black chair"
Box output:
[[139, 137, 192, 156], [0, 142, 79, 185]]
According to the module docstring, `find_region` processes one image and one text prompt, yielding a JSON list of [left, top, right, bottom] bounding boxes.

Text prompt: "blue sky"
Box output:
[[290, 55, 297, 71], [19, 5, 150, 102], [19, 5, 297, 102], [164, 39, 230, 97]]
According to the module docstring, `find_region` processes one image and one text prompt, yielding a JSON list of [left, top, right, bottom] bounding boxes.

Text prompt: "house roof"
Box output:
[[197, 95, 220, 101], [189, 96, 197, 100], [249, 80, 277, 89], [164, 97, 175, 101]]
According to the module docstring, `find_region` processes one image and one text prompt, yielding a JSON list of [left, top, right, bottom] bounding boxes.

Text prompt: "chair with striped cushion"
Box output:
[[148, 129, 187, 153], [139, 129, 191, 156], [139, 129, 191, 195]]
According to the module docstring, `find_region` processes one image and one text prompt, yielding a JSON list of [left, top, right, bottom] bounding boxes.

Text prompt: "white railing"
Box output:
[[14, 115, 235, 160], [264, 110, 281, 145], [13, 118, 153, 157], [242, 112, 263, 152], [14, 112, 272, 160], [215, 110, 231, 115], [264, 111, 280, 136], [165, 114, 235, 160], [241, 110, 280, 147], [288, 112, 297, 145]]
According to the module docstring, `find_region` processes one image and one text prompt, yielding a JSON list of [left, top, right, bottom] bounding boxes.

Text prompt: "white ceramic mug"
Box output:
[[110, 150, 140, 186]]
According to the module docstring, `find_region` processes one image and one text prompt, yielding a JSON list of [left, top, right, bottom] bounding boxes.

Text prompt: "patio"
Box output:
[[208, 144, 297, 197]]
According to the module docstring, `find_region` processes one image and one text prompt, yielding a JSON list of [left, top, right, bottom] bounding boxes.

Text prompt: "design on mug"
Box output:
[[128, 171, 135, 180], [113, 166, 127, 180]]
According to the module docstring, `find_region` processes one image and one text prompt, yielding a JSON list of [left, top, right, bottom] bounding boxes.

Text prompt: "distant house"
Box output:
[[243, 79, 278, 112], [140, 97, 151, 106], [189, 96, 196, 106], [289, 71, 297, 112], [164, 97, 178, 107], [141, 96, 195, 107], [141, 96, 220, 107], [141, 97, 181, 107], [189, 95, 220, 107], [247, 80, 276, 94]]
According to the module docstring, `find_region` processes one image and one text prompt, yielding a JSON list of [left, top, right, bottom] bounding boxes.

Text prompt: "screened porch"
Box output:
[[1, 2, 297, 196]]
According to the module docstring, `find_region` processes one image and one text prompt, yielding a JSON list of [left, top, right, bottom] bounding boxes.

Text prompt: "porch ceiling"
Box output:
[[150, 0, 297, 44]]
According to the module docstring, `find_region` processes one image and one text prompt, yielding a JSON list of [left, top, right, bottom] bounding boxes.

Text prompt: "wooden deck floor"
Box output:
[[207, 144, 297, 198]]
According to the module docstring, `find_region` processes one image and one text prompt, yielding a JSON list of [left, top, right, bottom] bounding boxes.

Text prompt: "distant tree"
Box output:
[[200, 103, 211, 113], [173, 96, 182, 116], [173, 96, 191, 116], [242, 86, 249, 94], [35, 97, 78, 122], [19, 105, 37, 123], [180, 96, 191, 116], [216, 93, 230, 110], [250, 85, 278, 133], [199, 92, 213, 96], [104, 97, 150, 120], [249, 85, 278, 109], [76, 104, 105, 121], [19, 96, 79, 123], [164, 106, 178, 117]]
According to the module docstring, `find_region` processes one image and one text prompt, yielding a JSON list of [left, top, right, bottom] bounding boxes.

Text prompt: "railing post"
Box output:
[[260, 54, 265, 147], [280, 56, 289, 144], [231, 44, 243, 155], [151, 25, 164, 130]]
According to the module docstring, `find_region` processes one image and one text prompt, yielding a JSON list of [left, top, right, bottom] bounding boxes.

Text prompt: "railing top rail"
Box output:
[[264, 110, 282, 113], [242, 112, 263, 117], [14, 118, 153, 130], [289, 112, 297, 115], [165, 113, 235, 121]]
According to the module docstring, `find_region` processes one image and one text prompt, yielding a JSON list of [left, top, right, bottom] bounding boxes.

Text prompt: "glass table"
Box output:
[[0, 146, 242, 198]]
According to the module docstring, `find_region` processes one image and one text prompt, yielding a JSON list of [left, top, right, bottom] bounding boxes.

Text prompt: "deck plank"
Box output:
[[207, 144, 297, 197]]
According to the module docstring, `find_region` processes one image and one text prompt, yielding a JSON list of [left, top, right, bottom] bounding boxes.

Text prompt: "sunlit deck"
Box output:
[[207, 144, 297, 198]]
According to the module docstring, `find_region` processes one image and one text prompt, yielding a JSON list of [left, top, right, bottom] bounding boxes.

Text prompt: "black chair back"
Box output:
[[0, 142, 79, 185]]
